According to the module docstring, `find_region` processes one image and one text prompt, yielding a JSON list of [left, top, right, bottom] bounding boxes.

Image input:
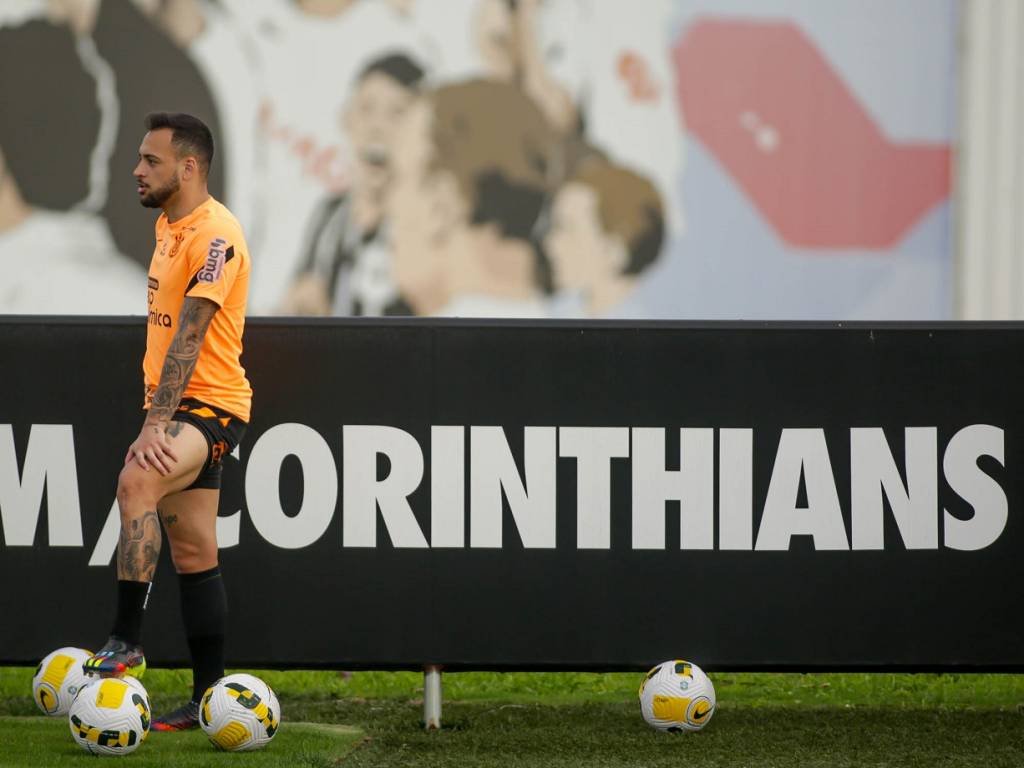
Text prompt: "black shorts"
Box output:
[[170, 398, 247, 490]]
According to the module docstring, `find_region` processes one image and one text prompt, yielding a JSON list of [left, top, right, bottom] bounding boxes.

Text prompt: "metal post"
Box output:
[[423, 664, 442, 730]]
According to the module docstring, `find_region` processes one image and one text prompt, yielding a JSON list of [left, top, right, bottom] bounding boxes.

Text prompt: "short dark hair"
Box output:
[[0, 20, 99, 209], [144, 112, 214, 174], [357, 52, 425, 91], [570, 158, 665, 276], [427, 80, 557, 241]]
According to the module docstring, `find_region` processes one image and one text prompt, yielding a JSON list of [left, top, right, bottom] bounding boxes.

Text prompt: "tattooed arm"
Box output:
[[126, 296, 219, 475]]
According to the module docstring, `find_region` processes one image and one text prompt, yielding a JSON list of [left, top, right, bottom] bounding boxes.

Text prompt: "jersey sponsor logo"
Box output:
[[186, 242, 236, 294], [148, 309, 172, 327], [198, 238, 228, 284]]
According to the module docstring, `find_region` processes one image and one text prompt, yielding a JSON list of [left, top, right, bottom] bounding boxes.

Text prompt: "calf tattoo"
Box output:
[[118, 510, 161, 581]]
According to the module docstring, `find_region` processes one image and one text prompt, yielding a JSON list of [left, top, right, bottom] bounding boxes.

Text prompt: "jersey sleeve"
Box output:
[[183, 224, 244, 307]]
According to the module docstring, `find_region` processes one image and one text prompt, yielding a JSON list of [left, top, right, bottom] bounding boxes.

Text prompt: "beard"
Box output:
[[140, 172, 180, 208]]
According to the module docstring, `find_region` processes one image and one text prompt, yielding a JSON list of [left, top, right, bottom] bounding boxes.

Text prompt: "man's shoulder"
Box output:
[[208, 196, 243, 225], [189, 201, 248, 253], [198, 198, 245, 234]]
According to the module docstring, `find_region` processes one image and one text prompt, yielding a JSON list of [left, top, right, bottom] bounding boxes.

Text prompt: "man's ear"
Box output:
[[181, 155, 199, 181], [427, 170, 468, 243]]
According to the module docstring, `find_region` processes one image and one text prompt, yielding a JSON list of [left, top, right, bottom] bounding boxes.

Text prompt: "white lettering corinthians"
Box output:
[[0, 424, 1008, 562]]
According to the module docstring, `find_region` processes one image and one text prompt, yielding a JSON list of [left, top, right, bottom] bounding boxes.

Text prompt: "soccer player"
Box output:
[[83, 112, 253, 732]]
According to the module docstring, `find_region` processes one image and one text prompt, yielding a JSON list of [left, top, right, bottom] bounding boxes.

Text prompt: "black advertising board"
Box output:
[[0, 318, 1020, 670]]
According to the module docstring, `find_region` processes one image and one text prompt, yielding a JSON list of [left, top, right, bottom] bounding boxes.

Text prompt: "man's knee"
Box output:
[[116, 467, 160, 514]]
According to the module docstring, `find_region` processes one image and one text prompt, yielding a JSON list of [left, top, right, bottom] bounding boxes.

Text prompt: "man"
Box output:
[[280, 52, 425, 316], [82, 112, 253, 733], [544, 155, 664, 316], [388, 79, 557, 317], [229, 0, 426, 312], [0, 18, 144, 314]]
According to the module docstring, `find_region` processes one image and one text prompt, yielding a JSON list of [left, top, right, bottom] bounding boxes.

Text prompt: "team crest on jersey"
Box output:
[[198, 238, 229, 283], [168, 232, 186, 258]]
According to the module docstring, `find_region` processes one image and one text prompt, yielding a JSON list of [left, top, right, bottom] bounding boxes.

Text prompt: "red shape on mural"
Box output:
[[673, 18, 951, 250]]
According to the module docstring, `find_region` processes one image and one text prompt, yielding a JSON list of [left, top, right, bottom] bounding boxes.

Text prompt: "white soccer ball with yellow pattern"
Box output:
[[32, 647, 93, 716], [68, 676, 151, 755], [638, 659, 716, 732], [199, 673, 281, 751]]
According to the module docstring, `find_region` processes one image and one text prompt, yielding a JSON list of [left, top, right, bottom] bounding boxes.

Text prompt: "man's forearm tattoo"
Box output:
[[149, 297, 218, 423], [117, 510, 161, 581]]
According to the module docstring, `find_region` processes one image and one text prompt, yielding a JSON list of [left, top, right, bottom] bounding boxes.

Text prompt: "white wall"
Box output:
[[958, 0, 1024, 319]]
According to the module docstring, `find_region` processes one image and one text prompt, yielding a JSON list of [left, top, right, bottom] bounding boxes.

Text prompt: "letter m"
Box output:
[[0, 425, 82, 546]]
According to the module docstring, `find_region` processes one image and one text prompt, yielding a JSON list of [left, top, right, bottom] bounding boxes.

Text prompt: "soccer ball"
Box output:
[[31, 647, 92, 716], [68, 676, 151, 756], [200, 673, 281, 751], [638, 659, 716, 732]]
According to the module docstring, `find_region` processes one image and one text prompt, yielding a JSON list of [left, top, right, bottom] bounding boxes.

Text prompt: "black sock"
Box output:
[[179, 566, 227, 703], [111, 580, 152, 646]]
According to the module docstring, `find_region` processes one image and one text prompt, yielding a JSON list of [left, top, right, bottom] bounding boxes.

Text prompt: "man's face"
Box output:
[[133, 129, 181, 209], [474, 0, 515, 81], [387, 100, 455, 299], [545, 182, 617, 291], [344, 72, 416, 192]]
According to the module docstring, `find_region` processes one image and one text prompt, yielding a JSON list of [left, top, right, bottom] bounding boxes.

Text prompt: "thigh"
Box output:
[[119, 421, 210, 501], [171, 400, 247, 492], [158, 487, 220, 563]]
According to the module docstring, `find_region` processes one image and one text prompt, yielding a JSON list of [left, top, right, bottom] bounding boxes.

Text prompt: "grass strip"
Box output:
[[1, 670, 1021, 767], [0, 716, 361, 767]]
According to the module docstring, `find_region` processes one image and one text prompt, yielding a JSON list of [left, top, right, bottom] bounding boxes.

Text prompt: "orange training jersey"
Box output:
[[144, 196, 252, 422]]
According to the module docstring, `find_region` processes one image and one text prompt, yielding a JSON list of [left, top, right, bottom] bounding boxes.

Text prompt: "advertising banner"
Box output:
[[0, 318, 1019, 670]]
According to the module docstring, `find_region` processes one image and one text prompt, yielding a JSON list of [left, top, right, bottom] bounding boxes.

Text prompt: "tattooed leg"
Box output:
[[117, 510, 162, 581]]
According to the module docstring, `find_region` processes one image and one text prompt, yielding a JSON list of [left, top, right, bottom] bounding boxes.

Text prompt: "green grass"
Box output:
[[0, 717, 360, 767], [2, 668, 1023, 767]]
